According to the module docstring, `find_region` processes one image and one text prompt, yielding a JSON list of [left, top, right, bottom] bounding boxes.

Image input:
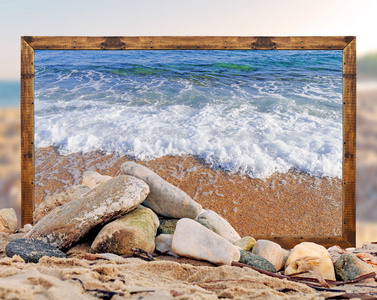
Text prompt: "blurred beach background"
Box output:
[[1, 0, 376, 246]]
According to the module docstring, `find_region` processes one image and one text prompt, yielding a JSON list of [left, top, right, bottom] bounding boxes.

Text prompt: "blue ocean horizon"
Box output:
[[0, 81, 20, 107], [34, 50, 343, 179]]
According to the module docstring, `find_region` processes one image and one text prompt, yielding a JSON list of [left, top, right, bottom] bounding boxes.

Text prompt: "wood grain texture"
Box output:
[[342, 37, 357, 247], [23, 36, 353, 50], [21, 38, 35, 226], [20, 36, 356, 248]]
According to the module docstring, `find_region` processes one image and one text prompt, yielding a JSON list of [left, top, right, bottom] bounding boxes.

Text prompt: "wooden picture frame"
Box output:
[[21, 36, 356, 248]]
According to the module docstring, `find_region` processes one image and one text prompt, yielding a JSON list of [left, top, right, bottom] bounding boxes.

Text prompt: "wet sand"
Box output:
[[35, 146, 343, 237]]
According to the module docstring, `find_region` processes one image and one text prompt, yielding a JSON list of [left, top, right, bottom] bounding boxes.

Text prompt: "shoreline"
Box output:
[[35, 146, 343, 237]]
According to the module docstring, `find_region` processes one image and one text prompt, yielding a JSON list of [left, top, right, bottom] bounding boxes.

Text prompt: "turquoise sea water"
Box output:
[[34, 50, 343, 178]]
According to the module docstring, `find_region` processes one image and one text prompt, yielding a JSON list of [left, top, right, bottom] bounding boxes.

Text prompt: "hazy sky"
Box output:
[[1, 0, 376, 80]]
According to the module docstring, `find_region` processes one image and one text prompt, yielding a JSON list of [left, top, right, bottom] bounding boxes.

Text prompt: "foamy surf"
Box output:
[[35, 50, 343, 179]]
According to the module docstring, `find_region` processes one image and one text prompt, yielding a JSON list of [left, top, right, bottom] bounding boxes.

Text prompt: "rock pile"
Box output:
[[2, 162, 376, 283]]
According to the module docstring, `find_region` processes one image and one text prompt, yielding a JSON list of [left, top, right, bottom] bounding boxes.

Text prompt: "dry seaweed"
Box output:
[[122, 247, 155, 261], [71, 277, 126, 299], [325, 293, 377, 300]]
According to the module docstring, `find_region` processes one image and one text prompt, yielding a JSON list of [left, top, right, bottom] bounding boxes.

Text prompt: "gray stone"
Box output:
[[82, 170, 112, 189], [33, 185, 91, 223], [239, 250, 276, 273], [121, 162, 201, 218], [0, 208, 18, 234], [91, 206, 156, 255], [252, 240, 284, 271], [5, 238, 67, 263], [172, 218, 240, 265], [25, 175, 150, 250], [233, 236, 256, 251], [155, 234, 178, 257], [157, 218, 179, 235], [335, 253, 375, 281], [196, 210, 241, 243]]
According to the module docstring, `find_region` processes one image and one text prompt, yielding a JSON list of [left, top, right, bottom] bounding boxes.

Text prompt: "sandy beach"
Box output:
[[0, 240, 334, 299], [35, 146, 343, 238], [2, 230, 377, 300], [0, 108, 21, 226]]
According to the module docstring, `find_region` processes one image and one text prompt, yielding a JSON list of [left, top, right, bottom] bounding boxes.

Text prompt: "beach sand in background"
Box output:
[[35, 146, 343, 237], [0, 108, 21, 226]]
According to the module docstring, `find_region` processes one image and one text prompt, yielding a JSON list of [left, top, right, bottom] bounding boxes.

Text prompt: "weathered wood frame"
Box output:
[[21, 36, 356, 248]]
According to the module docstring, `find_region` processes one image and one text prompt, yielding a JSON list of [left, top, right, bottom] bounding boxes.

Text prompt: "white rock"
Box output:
[[285, 256, 336, 280], [171, 218, 240, 265], [121, 162, 201, 218], [252, 240, 285, 271], [82, 170, 112, 189], [155, 234, 178, 257], [33, 185, 91, 223], [0, 208, 18, 234], [196, 210, 240, 243], [23, 224, 33, 231], [286, 242, 332, 268]]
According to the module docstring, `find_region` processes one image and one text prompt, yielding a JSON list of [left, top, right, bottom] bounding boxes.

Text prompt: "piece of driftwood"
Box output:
[[21, 36, 356, 248], [325, 293, 377, 300], [231, 261, 375, 292]]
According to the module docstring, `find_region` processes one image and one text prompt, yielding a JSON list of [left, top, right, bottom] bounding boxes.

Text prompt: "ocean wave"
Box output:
[[34, 50, 343, 178]]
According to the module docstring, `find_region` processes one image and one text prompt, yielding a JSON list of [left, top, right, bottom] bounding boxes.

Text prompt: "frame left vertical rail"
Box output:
[[21, 37, 35, 226]]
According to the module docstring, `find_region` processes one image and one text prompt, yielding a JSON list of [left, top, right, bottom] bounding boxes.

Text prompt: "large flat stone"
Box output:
[[33, 185, 91, 224], [171, 218, 240, 265], [121, 162, 201, 218], [25, 175, 150, 250]]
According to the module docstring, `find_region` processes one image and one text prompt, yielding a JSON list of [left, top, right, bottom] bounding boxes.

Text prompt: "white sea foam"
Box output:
[[35, 97, 342, 179], [34, 50, 343, 179]]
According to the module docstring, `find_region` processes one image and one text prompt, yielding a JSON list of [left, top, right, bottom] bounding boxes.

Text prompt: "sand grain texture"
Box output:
[[35, 147, 342, 237], [0, 253, 327, 300]]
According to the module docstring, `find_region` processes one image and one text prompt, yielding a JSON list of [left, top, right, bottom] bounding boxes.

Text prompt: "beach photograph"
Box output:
[[1, 1, 377, 299], [34, 49, 344, 237]]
